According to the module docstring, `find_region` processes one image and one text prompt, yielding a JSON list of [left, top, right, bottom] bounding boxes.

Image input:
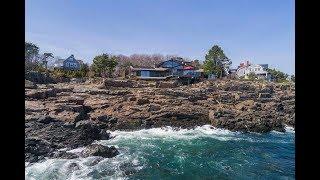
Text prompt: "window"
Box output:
[[141, 71, 150, 77]]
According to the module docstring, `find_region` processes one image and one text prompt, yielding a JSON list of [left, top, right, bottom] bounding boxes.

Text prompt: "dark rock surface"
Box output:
[[25, 118, 112, 163], [25, 79, 295, 163], [81, 144, 119, 158]]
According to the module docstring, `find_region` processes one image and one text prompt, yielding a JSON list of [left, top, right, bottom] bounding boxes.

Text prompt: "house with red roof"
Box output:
[[131, 57, 200, 80]]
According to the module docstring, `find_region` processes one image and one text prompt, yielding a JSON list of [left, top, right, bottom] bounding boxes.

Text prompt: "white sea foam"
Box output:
[[285, 126, 295, 133], [98, 125, 295, 145], [25, 153, 143, 180], [103, 125, 242, 144], [67, 147, 86, 155], [26, 145, 144, 180], [25, 125, 294, 179]]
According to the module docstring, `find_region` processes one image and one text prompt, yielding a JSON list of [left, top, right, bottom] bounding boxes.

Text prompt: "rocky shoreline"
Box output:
[[25, 78, 295, 163]]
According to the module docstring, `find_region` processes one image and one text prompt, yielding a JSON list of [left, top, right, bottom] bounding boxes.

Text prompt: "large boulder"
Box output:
[[258, 93, 272, 99], [81, 144, 119, 158], [209, 109, 285, 133], [51, 151, 79, 159], [142, 106, 210, 129], [223, 83, 256, 92], [25, 71, 56, 84], [104, 79, 134, 88], [70, 78, 85, 84], [25, 89, 57, 99], [156, 81, 178, 88], [25, 80, 38, 89], [259, 86, 274, 94], [26, 120, 109, 151], [234, 100, 255, 111], [148, 104, 161, 112], [136, 98, 150, 105], [51, 76, 70, 83], [66, 96, 85, 105], [25, 138, 55, 163]]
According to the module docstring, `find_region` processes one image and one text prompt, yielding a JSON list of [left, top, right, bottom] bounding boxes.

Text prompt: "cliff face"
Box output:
[[25, 79, 295, 162], [25, 79, 295, 132]]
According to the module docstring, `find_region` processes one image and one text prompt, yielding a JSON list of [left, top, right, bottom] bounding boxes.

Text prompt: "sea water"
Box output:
[[25, 125, 295, 180]]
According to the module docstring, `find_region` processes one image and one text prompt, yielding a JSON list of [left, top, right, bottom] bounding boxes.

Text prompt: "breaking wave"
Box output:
[[25, 125, 295, 179]]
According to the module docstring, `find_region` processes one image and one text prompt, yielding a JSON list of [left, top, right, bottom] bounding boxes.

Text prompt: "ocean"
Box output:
[[25, 125, 295, 180]]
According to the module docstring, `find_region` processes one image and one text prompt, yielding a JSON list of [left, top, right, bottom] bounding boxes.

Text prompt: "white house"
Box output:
[[236, 63, 269, 80]]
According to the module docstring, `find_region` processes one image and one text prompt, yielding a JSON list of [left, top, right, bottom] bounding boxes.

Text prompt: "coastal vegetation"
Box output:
[[247, 72, 259, 80], [91, 53, 118, 77], [291, 75, 295, 82], [52, 64, 90, 78], [25, 41, 293, 83], [266, 68, 289, 83], [203, 45, 231, 78], [25, 42, 39, 62]]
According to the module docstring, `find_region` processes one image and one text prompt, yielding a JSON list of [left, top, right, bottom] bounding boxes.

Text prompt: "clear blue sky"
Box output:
[[26, 0, 295, 75]]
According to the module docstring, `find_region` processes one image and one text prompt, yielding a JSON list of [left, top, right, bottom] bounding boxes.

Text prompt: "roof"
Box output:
[[237, 64, 268, 74], [237, 64, 263, 71], [183, 66, 194, 70], [157, 58, 192, 67], [56, 56, 83, 64], [131, 67, 169, 71]]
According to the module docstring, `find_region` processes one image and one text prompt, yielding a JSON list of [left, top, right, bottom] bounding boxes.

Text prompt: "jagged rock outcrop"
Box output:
[[25, 78, 295, 162], [81, 144, 119, 158]]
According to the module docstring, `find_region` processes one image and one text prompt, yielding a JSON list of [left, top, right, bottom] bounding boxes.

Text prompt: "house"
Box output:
[[157, 57, 192, 76], [258, 64, 269, 70], [131, 57, 198, 79], [53, 55, 82, 70], [236, 61, 269, 80], [130, 67, 170, 80], [194, 69, 205, 78]]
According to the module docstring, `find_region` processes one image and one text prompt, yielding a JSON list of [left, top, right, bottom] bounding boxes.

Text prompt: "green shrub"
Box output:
[[247, 72, 258, 80], [50, 64, 89, 78], [266, 68, 288, 83]]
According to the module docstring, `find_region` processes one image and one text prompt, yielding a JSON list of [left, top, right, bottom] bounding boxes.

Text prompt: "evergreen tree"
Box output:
[[41, 53, 54, 69], [25, 42, 41, 73], [191, 59, 202, 69], [203, 45, 231, 78], [25, 42, 39, 62], [78, 63, 89, 77], [91, 53, 118, 77], [290, 75, 295, 82], [266, 68, 288, 82]]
